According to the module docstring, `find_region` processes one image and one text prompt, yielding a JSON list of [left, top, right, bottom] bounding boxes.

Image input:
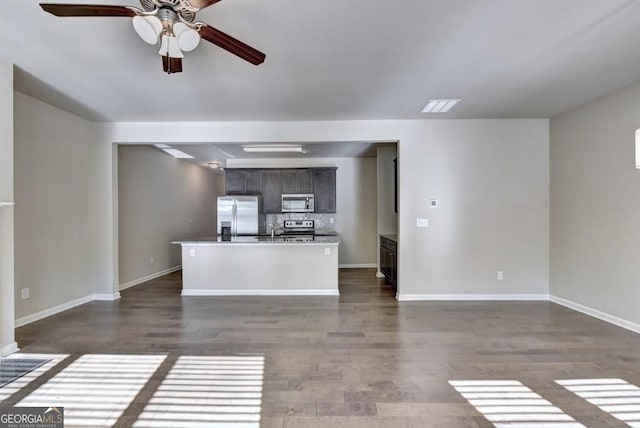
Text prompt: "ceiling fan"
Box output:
[[40, 0, 266, 74]]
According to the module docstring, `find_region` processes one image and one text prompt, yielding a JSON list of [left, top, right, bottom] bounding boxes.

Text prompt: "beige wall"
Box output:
[[14, 92, 110, 321], [0, 60, 16, 355], [226, 157, 378, 266], [398, 121, 550, 297], [550, 81, 640, 325], [118, 146, 223, 286]]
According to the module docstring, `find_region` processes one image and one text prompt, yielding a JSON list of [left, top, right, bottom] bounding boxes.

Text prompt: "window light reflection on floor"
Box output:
[[0, 354, 69, 402], [133, 355, 265, 428], [17, 354, 166, 427], [556, 378, 640, 428], [449, 380, 586, 428]]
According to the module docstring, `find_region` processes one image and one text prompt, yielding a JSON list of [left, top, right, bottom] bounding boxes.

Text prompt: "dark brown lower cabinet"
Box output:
[[380, 236, 397, 291]]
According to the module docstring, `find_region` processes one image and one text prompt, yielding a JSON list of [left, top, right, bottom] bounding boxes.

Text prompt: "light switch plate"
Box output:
[[324, 247, 331, 256], [21, 288, 29, 300], [416, 218, 429, 228], [189, 248, 196, 257]]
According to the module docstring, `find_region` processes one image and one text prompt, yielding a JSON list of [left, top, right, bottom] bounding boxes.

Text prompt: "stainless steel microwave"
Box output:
[[282, 194, 315, 212]]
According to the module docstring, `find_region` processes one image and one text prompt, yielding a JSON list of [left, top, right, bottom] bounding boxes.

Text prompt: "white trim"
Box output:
[[15, 294, 94, 328], [0, 201, 14, 207], [93, 292, 121, 301], [1, 342, 19, 356], [376, 271, 385, 278], [397, 293, 549, 301], [182, 289, 340, 297], [119, 265, 181, 291], [550, 295, 640, 335], [339, 263, 377, 269]]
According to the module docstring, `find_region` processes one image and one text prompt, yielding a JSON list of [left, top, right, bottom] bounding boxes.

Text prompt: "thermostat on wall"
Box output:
[[429, 199, 438, 208]]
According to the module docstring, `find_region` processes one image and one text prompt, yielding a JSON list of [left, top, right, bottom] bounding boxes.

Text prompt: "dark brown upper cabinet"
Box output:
[[313, 168, 337, 213], [261, 170, 282, 214], [225, 169, 262, 195], [281, 169, 313, 194]]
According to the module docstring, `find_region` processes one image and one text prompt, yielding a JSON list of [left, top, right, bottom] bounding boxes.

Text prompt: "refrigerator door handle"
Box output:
[[232, 202, 237, 235]]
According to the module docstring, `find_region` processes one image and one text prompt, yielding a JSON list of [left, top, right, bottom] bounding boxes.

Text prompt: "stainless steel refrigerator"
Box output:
[[217, 196, 263, 235]]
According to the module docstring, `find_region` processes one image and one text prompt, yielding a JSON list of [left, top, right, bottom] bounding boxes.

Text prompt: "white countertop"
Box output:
[[172, 235, 341, 246]]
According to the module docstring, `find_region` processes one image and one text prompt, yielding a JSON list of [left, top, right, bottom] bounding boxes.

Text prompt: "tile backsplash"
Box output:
[[266, 213, 337, 233]]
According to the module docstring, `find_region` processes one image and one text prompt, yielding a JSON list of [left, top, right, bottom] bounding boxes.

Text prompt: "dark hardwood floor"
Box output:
[[4, 268, 640, 427]]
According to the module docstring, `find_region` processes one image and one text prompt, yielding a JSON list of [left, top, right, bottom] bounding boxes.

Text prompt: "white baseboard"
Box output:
[[397, 293, 549, 302], [339, 263, 377, 269], [15, 294, 94, 328], [16, 292, 121, 328], [119, 265, 182, 291], [550, 295, 640, 335], [1, 342, 19, 356], [182, 289, 340, 297], [376, 271, 385, 278], [93, 292, 121, 301]]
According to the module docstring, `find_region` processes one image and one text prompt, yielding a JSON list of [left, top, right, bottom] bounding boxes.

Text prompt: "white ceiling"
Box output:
[[3, 0, 640, 122]]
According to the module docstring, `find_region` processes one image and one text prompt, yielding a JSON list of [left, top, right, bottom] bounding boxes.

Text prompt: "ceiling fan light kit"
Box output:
[[132, 15, 162, 44], [40, 0, 266, 74]]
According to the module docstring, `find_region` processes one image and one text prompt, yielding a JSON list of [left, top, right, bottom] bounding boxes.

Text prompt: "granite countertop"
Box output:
[[172, 235, 341, 245], [380, 234, 398, 242]]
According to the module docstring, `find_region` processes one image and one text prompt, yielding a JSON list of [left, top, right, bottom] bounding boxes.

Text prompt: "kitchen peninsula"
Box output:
[[172, 235, 341, 296]]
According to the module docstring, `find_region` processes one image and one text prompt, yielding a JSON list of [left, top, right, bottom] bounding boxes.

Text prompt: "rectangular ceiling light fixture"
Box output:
[[421, 99, 461, 113], [162, 148, 194, 159], [153, 144, 194, 159], [243, 145, 304, 153]]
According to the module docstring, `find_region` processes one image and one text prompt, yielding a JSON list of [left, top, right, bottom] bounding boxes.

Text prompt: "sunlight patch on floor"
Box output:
[[16, 354, 166, 427], [557, 378, 640, 427], [133, 356, 265, 428], [0, 353, 68, 401], [449, 380, 585, 428]]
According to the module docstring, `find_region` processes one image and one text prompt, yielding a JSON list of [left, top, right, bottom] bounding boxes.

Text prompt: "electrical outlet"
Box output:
[[149, 256, 155, 265], [324, 247, 331, 256], [330, 218, 334, 224], [189, 248, 196, 257], [21, 288, 29, 300], [416, 218, 429, 228], [497, 271, 504, 281]]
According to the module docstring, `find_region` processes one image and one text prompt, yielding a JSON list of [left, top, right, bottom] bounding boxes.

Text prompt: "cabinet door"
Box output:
[[380, 244, 388, 278], [313, 168, 337, 213], [262, 170, 282, 214], [281, 169, 314, 194], [225, 170, 246, 194], [281, 170, 299, 193], [245, 170, 262, 194], [390, 250, 397, 289], [298, 170, 313, 193]]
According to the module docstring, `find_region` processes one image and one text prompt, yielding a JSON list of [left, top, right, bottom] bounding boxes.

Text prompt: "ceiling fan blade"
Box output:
[[188, 0, 223, 10], [198, 24, 266, 65], [40, 4, 136, 17], [162, 56, 183, 74]]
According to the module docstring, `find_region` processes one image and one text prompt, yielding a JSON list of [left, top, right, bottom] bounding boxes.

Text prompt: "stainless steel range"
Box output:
[[283, 220, 315, 235]]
